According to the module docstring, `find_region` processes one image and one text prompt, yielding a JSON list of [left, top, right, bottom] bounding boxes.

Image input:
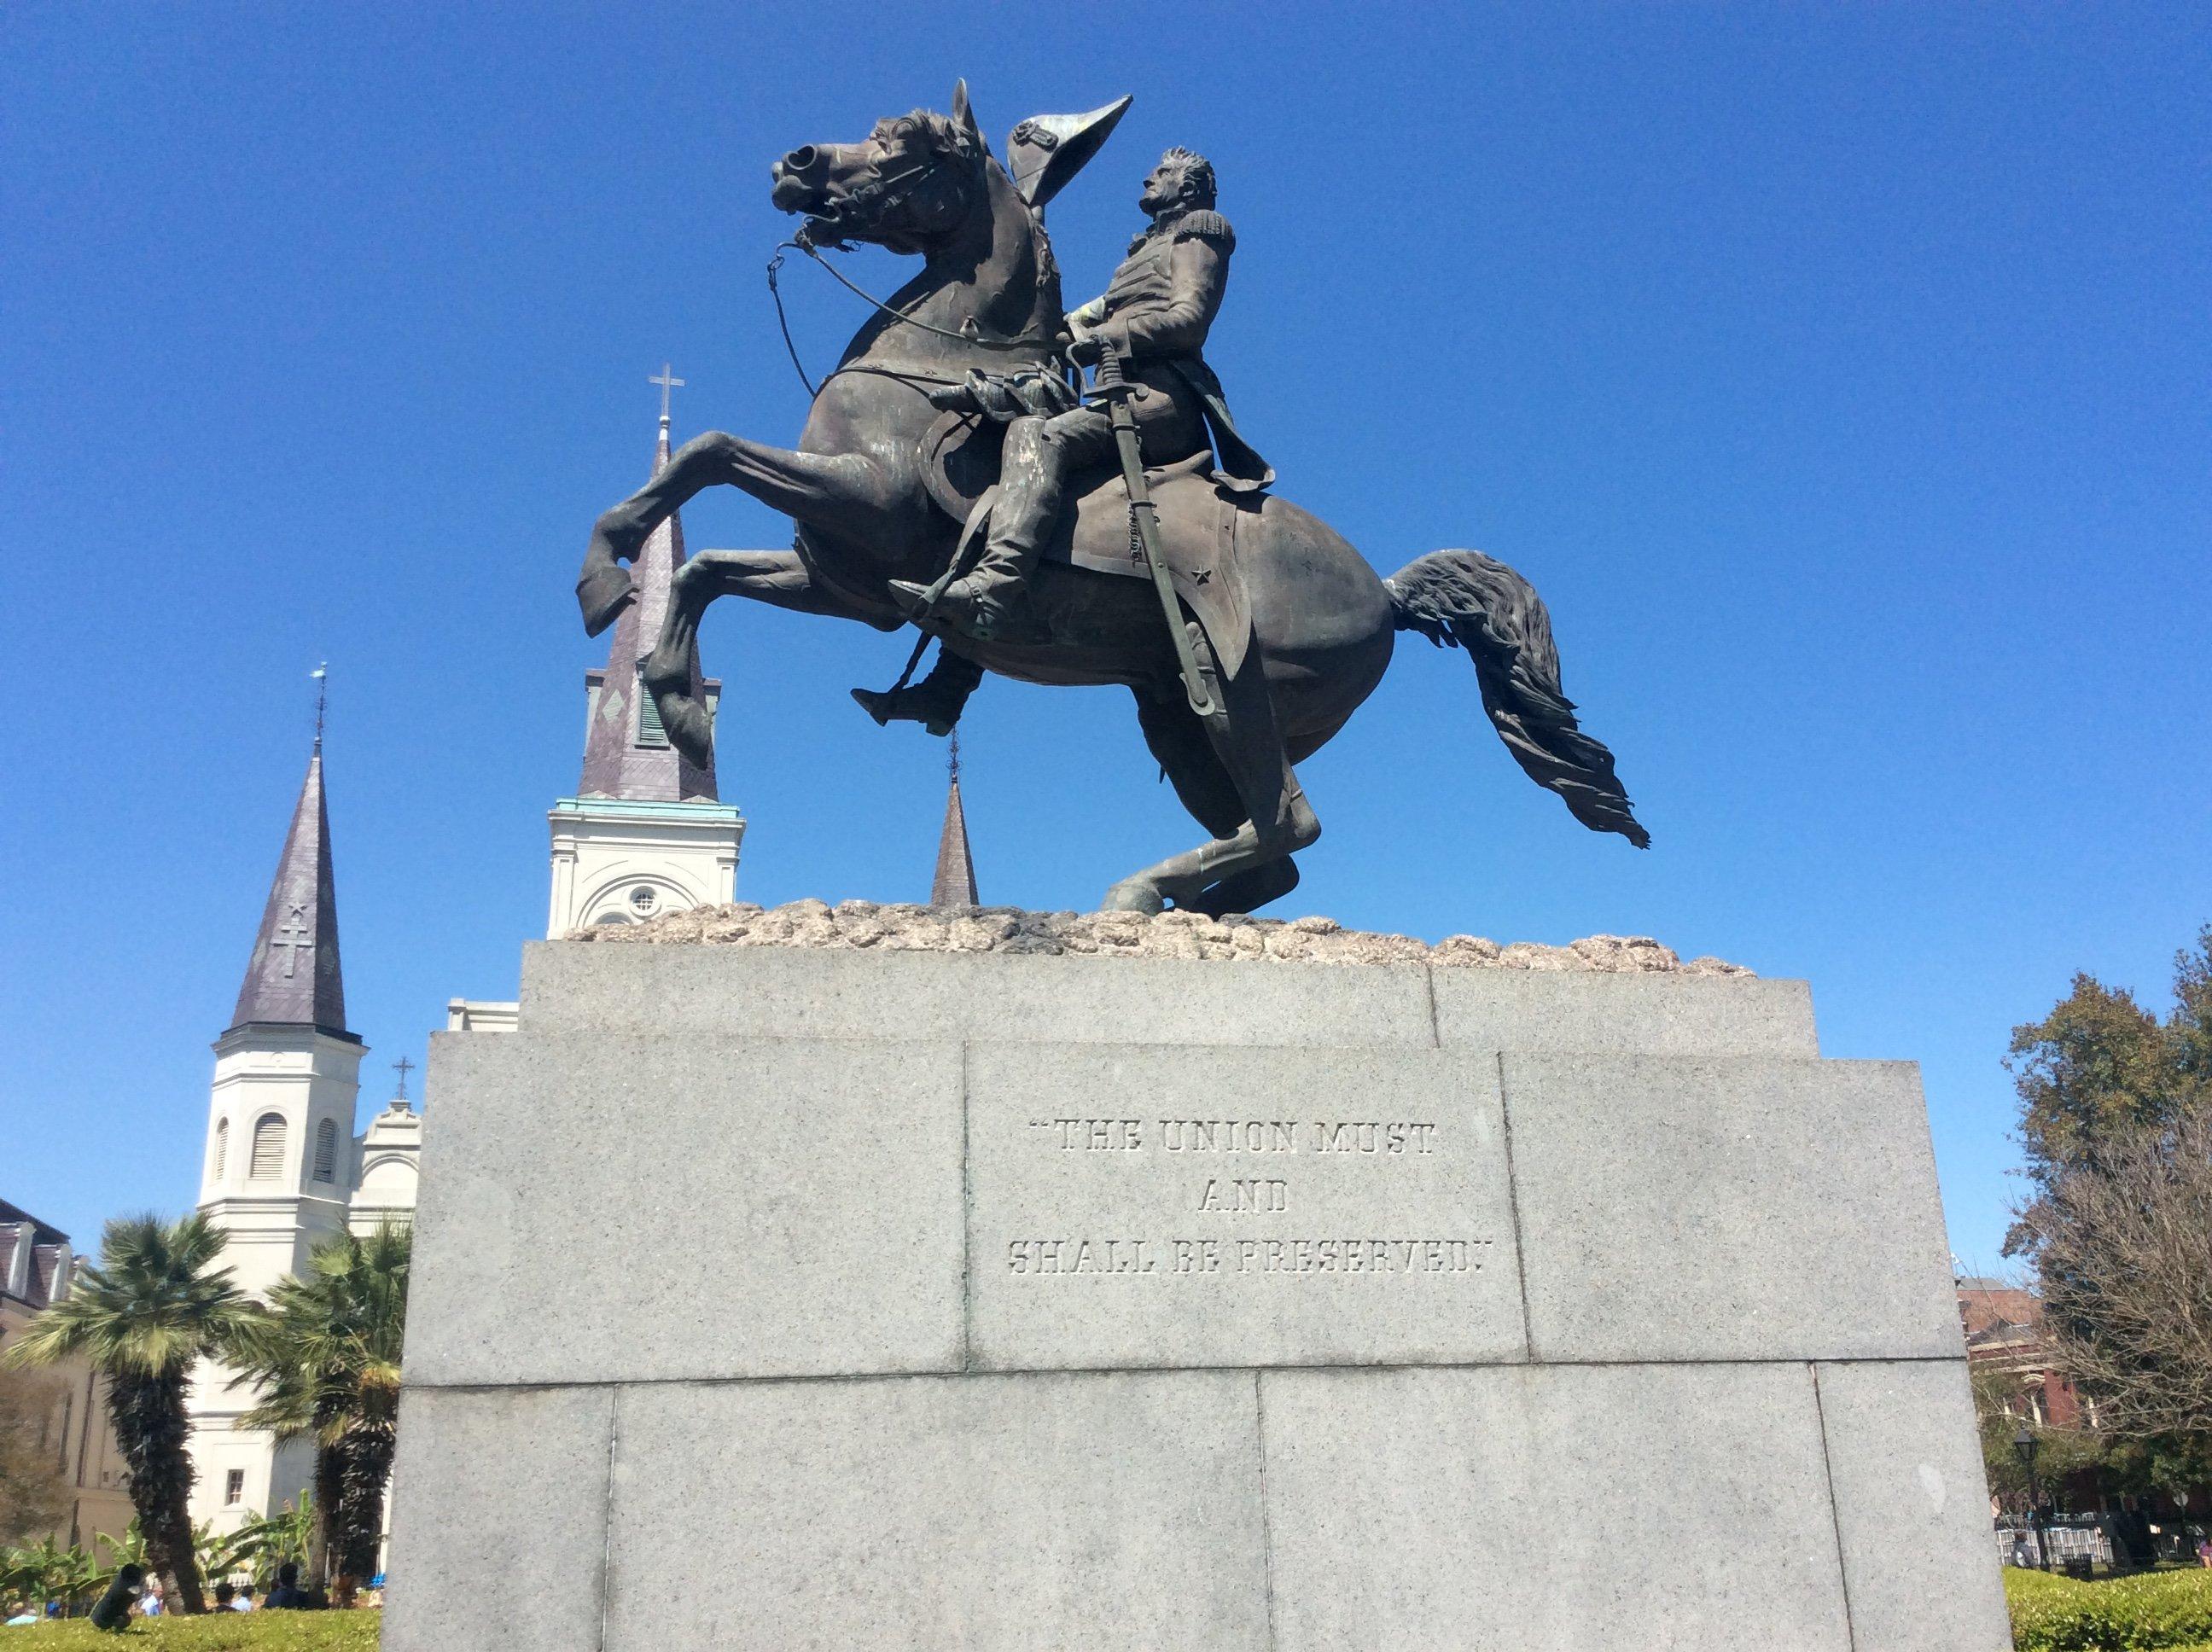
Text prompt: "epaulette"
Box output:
[[1172, 209, 1235, 249]]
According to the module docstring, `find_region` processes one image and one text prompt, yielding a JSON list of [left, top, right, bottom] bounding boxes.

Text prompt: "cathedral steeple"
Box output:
[[230, 679, 352, 1038], [930, 733, 980, 909], [579, 368, 719, 803]]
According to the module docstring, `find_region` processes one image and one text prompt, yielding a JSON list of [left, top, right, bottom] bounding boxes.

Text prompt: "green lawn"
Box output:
[[12, 1575, 2212, 1649], [2006, 1565, 2212, 1650], [0, 1612, 377, 1649]]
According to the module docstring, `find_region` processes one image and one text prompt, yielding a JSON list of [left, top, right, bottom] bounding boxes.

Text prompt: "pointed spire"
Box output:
[[931, 732, 980, 909], [579, 369, 719, 803], [230, 681, 351, 1036]]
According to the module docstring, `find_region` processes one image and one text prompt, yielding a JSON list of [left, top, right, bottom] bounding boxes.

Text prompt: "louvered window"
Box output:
[[212, 1119, 228, 1181], [249, 1114, 287, 1180], [635, 666, 669, 748], [312, 1118, 339, 1183]]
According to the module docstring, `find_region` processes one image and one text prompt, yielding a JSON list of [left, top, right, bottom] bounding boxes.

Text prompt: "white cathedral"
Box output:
[[184, 398, 747, 1534]]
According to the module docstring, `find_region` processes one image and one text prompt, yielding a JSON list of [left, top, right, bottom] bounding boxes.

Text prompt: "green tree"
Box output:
[[0, 1535, 96, 1615], [2005, 928, 2212, 1443], [2006, 926, 2212, 1247], [89, 1518, 146, 1584], [240, 1224, 409, 1596], [0, 1213, 265, 1614], [0, 1367, 69, 1544], [227, 1490, 312, 1583]]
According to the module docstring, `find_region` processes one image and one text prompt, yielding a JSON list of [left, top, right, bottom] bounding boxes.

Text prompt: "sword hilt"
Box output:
[[1084, 340, 1140, 404]]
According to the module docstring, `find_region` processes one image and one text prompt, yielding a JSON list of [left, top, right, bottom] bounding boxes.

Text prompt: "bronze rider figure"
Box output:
[[863, 146, 1272, 729]]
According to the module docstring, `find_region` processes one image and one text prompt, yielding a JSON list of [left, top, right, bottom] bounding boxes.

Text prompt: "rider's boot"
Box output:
[[890, 418, 1063, 643], [850, 649, 984, 736]]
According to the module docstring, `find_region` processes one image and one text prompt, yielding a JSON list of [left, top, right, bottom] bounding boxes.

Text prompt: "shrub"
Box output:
[[2006, 1566, 2212, 1651], [4, 1610, 380, 1651]]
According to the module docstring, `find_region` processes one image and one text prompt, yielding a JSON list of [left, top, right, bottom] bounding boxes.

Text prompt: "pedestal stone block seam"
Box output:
[[405, 1352, 1971, 1402], [1810, 1364, 1864, 1652], [1254, 1369, 1282, 1652], [597, 1392, 620, 1652], [1423, 965, 1441, 1048], [960, 1039, 975, 1373], [1494, 1048, 1536, 1362]]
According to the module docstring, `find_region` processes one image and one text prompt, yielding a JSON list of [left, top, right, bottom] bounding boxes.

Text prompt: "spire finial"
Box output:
[[393, 1054, 414, 1102], [948, 727, 962, 787], [311, 663, 329, 753], [650, 363, 684, 430]]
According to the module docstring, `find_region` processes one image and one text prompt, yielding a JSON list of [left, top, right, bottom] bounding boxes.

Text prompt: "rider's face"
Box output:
[[1139, 160, 1185, 216]]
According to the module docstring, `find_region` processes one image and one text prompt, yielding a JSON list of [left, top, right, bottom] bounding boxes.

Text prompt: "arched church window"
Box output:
[[312, 1118, 339, 1183], [249, 1114, 287, 1180], [212, 1119, 229, 1182]]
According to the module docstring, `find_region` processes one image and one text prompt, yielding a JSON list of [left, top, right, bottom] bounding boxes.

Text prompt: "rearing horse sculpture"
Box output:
[[576, 83, 1647, 916]]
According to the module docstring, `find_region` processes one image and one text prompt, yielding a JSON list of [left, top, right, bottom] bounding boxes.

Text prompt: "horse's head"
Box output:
[[771, 82, 989, 256]]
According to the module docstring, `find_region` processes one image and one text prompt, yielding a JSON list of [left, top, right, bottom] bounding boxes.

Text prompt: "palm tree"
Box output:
[[241, 1224, 409, 1597], [0, 1213, 264, 1614]]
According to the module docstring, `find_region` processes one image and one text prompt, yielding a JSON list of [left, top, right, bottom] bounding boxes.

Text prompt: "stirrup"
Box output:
[[890, 578, 1021, 643]]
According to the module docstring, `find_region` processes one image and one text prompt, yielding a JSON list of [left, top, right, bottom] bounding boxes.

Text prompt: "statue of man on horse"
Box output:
[[574, 81, 1649, 917]]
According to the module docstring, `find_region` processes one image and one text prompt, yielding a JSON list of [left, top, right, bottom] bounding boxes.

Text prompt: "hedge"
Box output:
[[2007, 1567, 2212, 1651], [0, 1611, 379, 1650]]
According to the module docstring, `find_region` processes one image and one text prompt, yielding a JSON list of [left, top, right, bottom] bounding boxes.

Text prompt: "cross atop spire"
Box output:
[[650, 364, 684, 429], [393, 1055, 414, 1101]]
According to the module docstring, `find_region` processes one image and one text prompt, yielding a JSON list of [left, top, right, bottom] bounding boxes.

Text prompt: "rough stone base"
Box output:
[[386, 941, 2009, 1652]]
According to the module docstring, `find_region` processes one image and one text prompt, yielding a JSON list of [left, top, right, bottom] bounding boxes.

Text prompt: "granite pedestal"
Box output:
[[385, 939, 2009, 1651]]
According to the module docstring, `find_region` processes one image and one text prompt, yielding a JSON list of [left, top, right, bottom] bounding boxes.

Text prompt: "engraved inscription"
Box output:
[[1004, 1113, 1491, 1282]]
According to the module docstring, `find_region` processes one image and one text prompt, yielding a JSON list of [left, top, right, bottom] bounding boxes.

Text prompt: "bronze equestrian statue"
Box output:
[[574, 83, 1648, 917]]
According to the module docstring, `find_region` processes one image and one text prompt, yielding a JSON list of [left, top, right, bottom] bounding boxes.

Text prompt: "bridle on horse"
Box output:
[[764, 149, 1054, 397]]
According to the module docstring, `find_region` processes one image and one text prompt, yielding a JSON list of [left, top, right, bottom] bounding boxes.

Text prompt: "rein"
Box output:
[[766, 236, 1050, 398]]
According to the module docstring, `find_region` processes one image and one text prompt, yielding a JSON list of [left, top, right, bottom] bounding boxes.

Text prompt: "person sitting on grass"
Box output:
[[88, 1564, 143, 1632], [265, 1561, 311, 1609]]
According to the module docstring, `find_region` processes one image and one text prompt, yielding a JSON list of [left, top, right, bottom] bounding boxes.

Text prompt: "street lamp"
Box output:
[[2013, 1422, 2050, 1571]]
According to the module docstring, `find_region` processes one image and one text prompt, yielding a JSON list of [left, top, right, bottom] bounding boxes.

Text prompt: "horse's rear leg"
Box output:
[[1107, 643, 1318, 916]]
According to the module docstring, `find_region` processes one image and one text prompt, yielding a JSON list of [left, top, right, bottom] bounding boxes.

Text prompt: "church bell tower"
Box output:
[[189, 683, 364, 1531]]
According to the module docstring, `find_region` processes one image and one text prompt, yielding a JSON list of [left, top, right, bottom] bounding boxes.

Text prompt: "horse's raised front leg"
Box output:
[[638, 548, 847, 768], [579, 433, 901, 635]]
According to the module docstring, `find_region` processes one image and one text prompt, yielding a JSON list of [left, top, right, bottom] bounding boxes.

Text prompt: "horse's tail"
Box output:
[[1386, 550, 1650, 848]]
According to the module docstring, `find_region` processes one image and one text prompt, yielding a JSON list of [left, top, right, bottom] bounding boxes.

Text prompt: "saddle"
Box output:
[[918, 411, 1261, 678]]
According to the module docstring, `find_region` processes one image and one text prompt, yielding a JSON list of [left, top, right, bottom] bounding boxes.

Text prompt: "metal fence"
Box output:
[[1997, 1523, 2114, 1569]]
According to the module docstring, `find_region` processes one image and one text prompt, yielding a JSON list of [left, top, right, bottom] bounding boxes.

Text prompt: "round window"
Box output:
[[629, 886, 658, 914]]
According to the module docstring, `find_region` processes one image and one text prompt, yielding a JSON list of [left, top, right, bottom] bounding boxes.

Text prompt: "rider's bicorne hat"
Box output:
[[1004, 95, 1132, 209]]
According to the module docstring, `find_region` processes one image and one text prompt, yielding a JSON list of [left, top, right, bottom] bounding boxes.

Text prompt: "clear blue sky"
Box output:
[[4, 5, 2206, 1272]]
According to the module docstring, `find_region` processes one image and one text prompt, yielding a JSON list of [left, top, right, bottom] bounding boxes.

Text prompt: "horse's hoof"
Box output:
[[660, 695, 715, 770], [1100, 877, 1165, 916], [577, 557, 635, 637]]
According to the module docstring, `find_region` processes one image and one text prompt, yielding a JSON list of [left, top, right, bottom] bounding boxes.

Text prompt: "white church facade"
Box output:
[[185, 397, 744, 1535]]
